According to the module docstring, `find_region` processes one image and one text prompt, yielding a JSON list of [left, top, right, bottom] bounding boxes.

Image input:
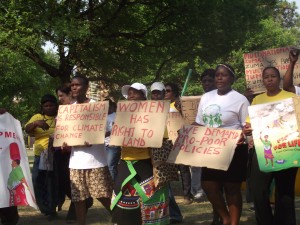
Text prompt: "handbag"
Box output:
[[38, 135, 54, 171], [150, 139, 179, 188], [39, 149, 53, 171]]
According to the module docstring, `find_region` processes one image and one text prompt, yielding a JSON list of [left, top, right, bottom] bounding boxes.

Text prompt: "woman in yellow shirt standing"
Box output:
[[25, 94, 58, 220], [244, 66, 297, 225]]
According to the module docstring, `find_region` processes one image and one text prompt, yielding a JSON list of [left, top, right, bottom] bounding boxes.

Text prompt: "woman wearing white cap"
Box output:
[[150, 82, 183, 224], [111, 83, 169, 225]]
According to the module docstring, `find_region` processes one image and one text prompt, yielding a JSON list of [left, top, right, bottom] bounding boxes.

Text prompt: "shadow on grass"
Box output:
[[18, 204, 112, 225], [17, 197, 299, 225], [21, 151, 300, 225]]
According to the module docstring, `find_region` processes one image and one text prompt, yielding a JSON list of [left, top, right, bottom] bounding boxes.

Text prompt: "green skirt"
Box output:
[[111, 159, 169, 225]]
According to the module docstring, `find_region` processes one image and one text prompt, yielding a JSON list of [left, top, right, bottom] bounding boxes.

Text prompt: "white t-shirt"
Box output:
[[169, 107, 178, 112], [69, 99, 108, 169], [195, 90, 249, 130], [295, 86, 300, 95]]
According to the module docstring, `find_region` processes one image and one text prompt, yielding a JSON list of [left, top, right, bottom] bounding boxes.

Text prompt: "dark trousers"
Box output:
[[246, 148, 254, 203], [250, 151, 297, 225], [0, 207, 19, 225], [179, 165, 192, 199], [169, 185, 182, 221], [32, 156, 56, 215]]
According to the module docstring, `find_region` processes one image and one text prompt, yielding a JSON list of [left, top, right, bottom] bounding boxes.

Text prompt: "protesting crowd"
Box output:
[[1, 49, 300, 225]]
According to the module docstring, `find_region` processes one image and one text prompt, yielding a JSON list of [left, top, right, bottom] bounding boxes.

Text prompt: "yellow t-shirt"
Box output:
[[25, 114, 56, 156], [121, 128, 169, 160], [169, 101, 178, 112], [121, 147, 150, 161], [246, 90, 295, 123]]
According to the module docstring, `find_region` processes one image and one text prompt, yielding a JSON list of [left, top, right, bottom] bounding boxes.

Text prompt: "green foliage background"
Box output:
[[0, 0, 299, 123]]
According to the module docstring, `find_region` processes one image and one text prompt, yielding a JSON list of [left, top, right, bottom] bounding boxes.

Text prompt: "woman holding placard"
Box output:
[[111, 83, 169, 225], [244, 66, 297, 225], [68, 75, 112, 225], [194, 64, 249, 225], [54, 83, 93, 223]]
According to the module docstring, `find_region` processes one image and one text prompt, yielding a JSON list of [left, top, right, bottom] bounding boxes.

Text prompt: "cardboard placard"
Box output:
[[243, 46, 300, 94], [53, 101, 108, 147], [167, 125, 241, 170], [110, 100, 170, 148], [248, 97, 300, 172], [180, 96, 201, 125], [0, 113, 36, 208], [166, 112, 185, 144]]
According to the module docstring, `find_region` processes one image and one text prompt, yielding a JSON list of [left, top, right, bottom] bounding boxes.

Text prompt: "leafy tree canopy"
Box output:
[[0, 0, 272, 83], [0, 0, 299, 119], [0, 48, 59, 123]]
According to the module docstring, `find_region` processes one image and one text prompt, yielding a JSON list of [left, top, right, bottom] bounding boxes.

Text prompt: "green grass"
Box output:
[[17, 181, 300, 225], [20, 150, 300, 225]]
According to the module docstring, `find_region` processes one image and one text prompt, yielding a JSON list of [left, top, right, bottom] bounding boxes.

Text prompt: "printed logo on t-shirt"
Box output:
[[203, 104, 222, 127]]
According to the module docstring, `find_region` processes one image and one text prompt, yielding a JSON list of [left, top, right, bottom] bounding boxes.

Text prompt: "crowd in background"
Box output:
[[0, 49, 300, 225]]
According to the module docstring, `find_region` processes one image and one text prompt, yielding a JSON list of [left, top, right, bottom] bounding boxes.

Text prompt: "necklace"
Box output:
[[43, 115, 55, 128]]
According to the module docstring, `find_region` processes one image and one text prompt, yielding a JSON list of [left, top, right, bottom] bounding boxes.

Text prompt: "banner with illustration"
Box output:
[[243, 46, 300, 94], [53, 101, 108, 147], [0, 113, 36, 208], [110, 100, 170, 148], [248, 98, 300, 172], [180, 96, 201, 125], [167, 125, 241, 170]]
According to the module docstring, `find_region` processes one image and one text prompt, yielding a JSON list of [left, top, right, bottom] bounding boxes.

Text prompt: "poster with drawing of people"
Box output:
[[248, 98, 300, 172], [0, 113, 36, 208]]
